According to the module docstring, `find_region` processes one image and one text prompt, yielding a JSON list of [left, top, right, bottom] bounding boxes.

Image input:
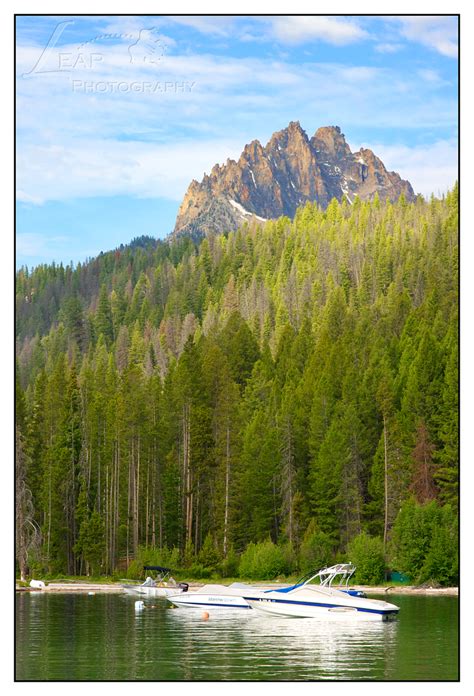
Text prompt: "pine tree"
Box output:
[[62, 294, 86, 350], [15, 189, 458, 580], [95, 285, 114, 344], [434, 336, 458, 507], [219, 311, 260, 388]]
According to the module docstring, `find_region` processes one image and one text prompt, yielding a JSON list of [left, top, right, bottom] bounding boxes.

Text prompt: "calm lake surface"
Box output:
[[16, 592, 458, 681]]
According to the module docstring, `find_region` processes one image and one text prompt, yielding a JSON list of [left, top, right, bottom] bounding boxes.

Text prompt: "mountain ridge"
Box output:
[[173, 122, 415, 239]]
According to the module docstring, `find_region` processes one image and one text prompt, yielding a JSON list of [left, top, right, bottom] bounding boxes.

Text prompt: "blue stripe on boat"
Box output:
[[172, 601, 251, 609], [246, 597, 397, 615]]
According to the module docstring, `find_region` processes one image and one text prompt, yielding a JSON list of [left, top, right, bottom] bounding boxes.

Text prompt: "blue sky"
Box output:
[[16, 14, 458, 268]]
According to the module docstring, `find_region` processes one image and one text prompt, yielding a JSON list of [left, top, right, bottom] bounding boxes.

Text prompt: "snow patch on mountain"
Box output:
[[229, 199, 267, 222]]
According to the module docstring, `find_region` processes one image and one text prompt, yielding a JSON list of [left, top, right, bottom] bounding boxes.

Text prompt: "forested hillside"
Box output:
[[15, 188, 459, 585]]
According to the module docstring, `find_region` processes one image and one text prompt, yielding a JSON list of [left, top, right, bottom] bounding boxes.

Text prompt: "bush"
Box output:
[[238, 542, 257, 578], [421, 514, 458, 586], [220, 546, 239, 578], [125, 545, 181, 579], [166, 547, 181, 570], [238, 540, 286, 580], [281, 541, 297, 573], [389, 499, 437, 580], [188, 563, 212, 579], [182, 540, 195, 569], [197, 534, 221, 571], [298, 520, 333, 573], [390, 499, 458, 586], [347, 533, 385, 585], [126, 559, 143, 580]]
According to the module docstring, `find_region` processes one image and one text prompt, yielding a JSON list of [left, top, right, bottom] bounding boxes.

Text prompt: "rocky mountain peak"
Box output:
[[312, 125, 352, 159], [173, 123, 415, 239], [268, 121, 309, 149], [240, 139, 264, 163]]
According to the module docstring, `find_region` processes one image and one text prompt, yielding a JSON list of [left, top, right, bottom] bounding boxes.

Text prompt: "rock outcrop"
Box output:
[[173, 122, 415, 239]]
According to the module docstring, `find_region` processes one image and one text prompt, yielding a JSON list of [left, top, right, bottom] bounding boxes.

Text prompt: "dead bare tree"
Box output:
[[16, 427, 41, 580]]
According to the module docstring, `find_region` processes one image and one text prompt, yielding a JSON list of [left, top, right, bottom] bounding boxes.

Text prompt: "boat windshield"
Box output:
[[272, 563, 356, 594]]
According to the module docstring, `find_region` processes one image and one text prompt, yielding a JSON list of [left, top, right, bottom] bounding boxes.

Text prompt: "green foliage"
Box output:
[[197, 534, 222, 571], [74, 510, 105, 576], [389, 499, 438, 580], [15, 191, 458, 585], [347, 532, 385, 584], [298, 520, 334, 573], [238, 539, 287, 579], [182, 540, 195, 569], [95, 285, 114, 344], [125, 545, 181, 579], [237, 542, 257, 578], [187, 563, 213, 579], [219, 311, 260, 388], [219, 546, 240, 578], [420, 506, 458, 585], [389, 499, 458, 586]]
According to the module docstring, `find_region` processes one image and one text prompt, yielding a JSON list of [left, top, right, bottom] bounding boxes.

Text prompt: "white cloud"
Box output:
[[15, 24, 458, 206], [17, 138, 245, 204], [16, 190, 44, 205], [268, 16, 368, 45], [417, 69, 443, 85], [375, 43, 403, 54], [338, 66, 378, 82], [166, 16, 233, 37], [394, 16, 458, 58], [16, 232, 69, 258], [18, 130, 458, 206]]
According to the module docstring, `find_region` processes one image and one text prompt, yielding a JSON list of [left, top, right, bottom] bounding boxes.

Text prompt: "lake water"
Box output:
[[15, 592, 458, 681]]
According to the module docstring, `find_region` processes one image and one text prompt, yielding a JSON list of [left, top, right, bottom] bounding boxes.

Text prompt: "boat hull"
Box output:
[[248, 597, 399, 621], [169, 592, 251, 609], [122, 584, 183, 598], [168, 581, 278, 609]]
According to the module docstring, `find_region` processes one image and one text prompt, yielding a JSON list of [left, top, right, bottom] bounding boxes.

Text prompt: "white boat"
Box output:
[[248, 583, 399, 622], [168, 564, 366, 610], [168, 581, 268, 609], [122, 565, 189, 598]]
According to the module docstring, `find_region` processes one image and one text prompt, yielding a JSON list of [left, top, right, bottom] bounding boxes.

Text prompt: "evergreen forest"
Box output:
[[15, 189, 459, 585]]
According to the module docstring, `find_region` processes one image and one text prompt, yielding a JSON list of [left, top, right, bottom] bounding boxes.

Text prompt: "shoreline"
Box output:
[[15, 581, 459, 596]]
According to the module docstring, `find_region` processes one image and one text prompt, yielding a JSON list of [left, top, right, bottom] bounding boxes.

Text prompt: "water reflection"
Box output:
[[16, 593, 457, 681], [168, 608, 399, 679]]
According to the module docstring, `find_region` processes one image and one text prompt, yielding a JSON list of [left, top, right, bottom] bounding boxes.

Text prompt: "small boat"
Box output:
[[167, 564, 365, 610], [249, 563, 399, 621], [244, 563, 399, 621], [168, 581, 267, 609], [122, 565, 189, 598], [248, 580, 399, 622]]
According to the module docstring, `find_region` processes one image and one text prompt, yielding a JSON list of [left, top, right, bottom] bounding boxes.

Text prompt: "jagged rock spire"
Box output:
[[173, 123, 414, 239]]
